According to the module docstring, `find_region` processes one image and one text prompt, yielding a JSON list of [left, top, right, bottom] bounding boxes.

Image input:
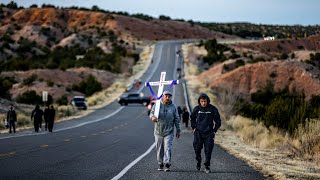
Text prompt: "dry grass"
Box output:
[[0, 114, 5, 129], [286, 119, 320, 163], [227, 116, 285, 149]]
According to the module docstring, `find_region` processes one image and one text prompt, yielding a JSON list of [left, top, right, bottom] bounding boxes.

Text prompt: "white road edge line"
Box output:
[[111, 142, 156, 180], [0, 107, 125, 140]]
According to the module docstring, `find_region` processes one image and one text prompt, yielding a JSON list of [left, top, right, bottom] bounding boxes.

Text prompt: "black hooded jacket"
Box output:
[[190, 93, 221, 134]]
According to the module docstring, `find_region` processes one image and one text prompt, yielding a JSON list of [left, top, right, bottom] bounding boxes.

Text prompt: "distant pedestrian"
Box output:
[[190, 93, 221, 173], [182, 106, 189, 128], [48, 105, 55, 132], [44, 105, 50, 131], [177, 106, 183, 120], [149, 91, 181, 172], [7, 104, 17, 133], [31, 105, 44, 133]]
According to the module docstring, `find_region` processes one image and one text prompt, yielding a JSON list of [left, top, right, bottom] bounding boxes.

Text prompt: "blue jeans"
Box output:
[[154, 133, 174, 165]]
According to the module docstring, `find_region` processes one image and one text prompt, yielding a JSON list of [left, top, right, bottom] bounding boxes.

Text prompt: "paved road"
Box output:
[[0, 41, 265, 180]]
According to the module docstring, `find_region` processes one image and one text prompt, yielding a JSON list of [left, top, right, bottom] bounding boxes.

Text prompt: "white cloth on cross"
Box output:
[[145, 72, 179, 118]]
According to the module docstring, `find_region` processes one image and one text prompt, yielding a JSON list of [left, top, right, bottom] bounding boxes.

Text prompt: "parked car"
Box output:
[[118, 93, 153, 106], [71, 96, 87, 110]]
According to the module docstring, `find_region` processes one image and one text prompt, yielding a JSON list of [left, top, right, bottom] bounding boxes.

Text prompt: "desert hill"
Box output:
[[198, 61, 320, 100], [0, 7, 234, 48]]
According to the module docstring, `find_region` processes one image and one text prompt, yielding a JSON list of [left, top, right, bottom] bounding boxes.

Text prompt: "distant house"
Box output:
[[76, 55, 85, 60], [264, 36, 275, 41]]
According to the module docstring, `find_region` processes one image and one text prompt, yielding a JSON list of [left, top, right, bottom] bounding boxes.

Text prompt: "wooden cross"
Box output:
[[145, 72, 179, 118]]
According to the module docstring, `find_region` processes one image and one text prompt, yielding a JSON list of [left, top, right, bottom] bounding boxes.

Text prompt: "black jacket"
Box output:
[[190, 93, 221, 134], [7, 109, 17, 122]]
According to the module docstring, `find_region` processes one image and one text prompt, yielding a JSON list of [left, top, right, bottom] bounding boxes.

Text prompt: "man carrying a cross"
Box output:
[[150, 90, 181, 172]]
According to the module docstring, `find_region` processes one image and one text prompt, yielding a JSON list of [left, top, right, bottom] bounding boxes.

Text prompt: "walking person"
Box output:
[[48, 105, 55, 132], [43, 105, 50, 131], [177, 106, 183, 121], [149, 91, 181, 172], [182, 106, 190, 128], [190, 93, 221, 173], [7, 104, 17, 133], [31, 105, 44, 133]]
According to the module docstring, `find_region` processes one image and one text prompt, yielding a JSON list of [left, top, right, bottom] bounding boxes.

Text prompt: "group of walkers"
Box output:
[[177, 106, 190, 128], [31, 104, 56, 133], [5, 104, 55, 134], [149, 91, 222, 173]]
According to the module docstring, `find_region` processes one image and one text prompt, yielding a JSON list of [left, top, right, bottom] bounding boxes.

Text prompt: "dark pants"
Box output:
[[193, 131, 215, 167], [48, 121, 54, 132], [39, 119, 43, 129], [44, 120, 49, 131], [183, 120, 189, 127], [9, 121, 16, 133], [34, 121, 39, 132]]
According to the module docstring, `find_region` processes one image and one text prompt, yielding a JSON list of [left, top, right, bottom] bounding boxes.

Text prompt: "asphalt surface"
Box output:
[[0, 41, 266, 180]]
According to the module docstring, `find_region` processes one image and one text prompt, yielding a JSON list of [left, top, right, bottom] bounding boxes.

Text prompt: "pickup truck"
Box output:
[[118, 93, 153, 106]]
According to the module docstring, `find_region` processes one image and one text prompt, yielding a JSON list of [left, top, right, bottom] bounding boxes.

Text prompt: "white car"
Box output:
[[71, 96, 87, 110]]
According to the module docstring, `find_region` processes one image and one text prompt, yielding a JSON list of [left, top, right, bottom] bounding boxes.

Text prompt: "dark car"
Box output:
[[118, 93, 152, 106], [71, 96, 87, 110]]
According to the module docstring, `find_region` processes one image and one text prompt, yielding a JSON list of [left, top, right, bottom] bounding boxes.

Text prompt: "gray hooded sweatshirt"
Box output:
[[149, 99, 181, 136]]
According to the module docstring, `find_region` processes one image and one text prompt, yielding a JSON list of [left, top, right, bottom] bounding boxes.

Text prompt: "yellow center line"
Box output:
[[40, 144, 49, 148], [0, 151, 16, 157]]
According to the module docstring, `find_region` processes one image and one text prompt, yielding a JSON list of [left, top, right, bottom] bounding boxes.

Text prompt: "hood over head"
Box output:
[[197, 93, 210, 105]]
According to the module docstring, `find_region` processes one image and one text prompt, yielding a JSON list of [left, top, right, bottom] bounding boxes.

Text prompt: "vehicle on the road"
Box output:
[[118, 93, 153, 106], [71, 96, 87, 110], [147, 100, 157, 115]]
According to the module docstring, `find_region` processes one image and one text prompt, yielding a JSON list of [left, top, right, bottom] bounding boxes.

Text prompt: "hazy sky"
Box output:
[[2, 0, 320, 25]]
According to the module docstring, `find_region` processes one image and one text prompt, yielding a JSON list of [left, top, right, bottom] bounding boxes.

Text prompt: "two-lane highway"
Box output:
[[0, 41, 265, 180]]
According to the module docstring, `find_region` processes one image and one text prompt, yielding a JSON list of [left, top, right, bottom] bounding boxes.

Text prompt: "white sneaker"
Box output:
[[158, 164, 164, 171]]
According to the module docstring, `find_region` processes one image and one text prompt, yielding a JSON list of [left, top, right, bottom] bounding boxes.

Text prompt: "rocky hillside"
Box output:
[[234, 34, 320, 54], [198, 61, 320, 100], [0, 7, 234, 50], [185, 34, 320, 102]]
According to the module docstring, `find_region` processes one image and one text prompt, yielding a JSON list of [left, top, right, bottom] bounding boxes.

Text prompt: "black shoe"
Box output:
[[196, 162, 201, 171], [204, 166, 211, 173], [164, 164, 171, 172], [158, 163, 164, 171]]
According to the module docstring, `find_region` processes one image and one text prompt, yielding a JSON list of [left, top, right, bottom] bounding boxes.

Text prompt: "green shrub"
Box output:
[[23, 74, 38, 86], [56, 95, 69, 105], [72, 75, 102, 96], [237, 83, 318, 134], [16, 90, 42, 105], [235, 59, 245, 68], [47, 80, 54, 87], [280, 53, 288, 60], [0, 76, 16, 99], [201, 39, 229, 65]]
